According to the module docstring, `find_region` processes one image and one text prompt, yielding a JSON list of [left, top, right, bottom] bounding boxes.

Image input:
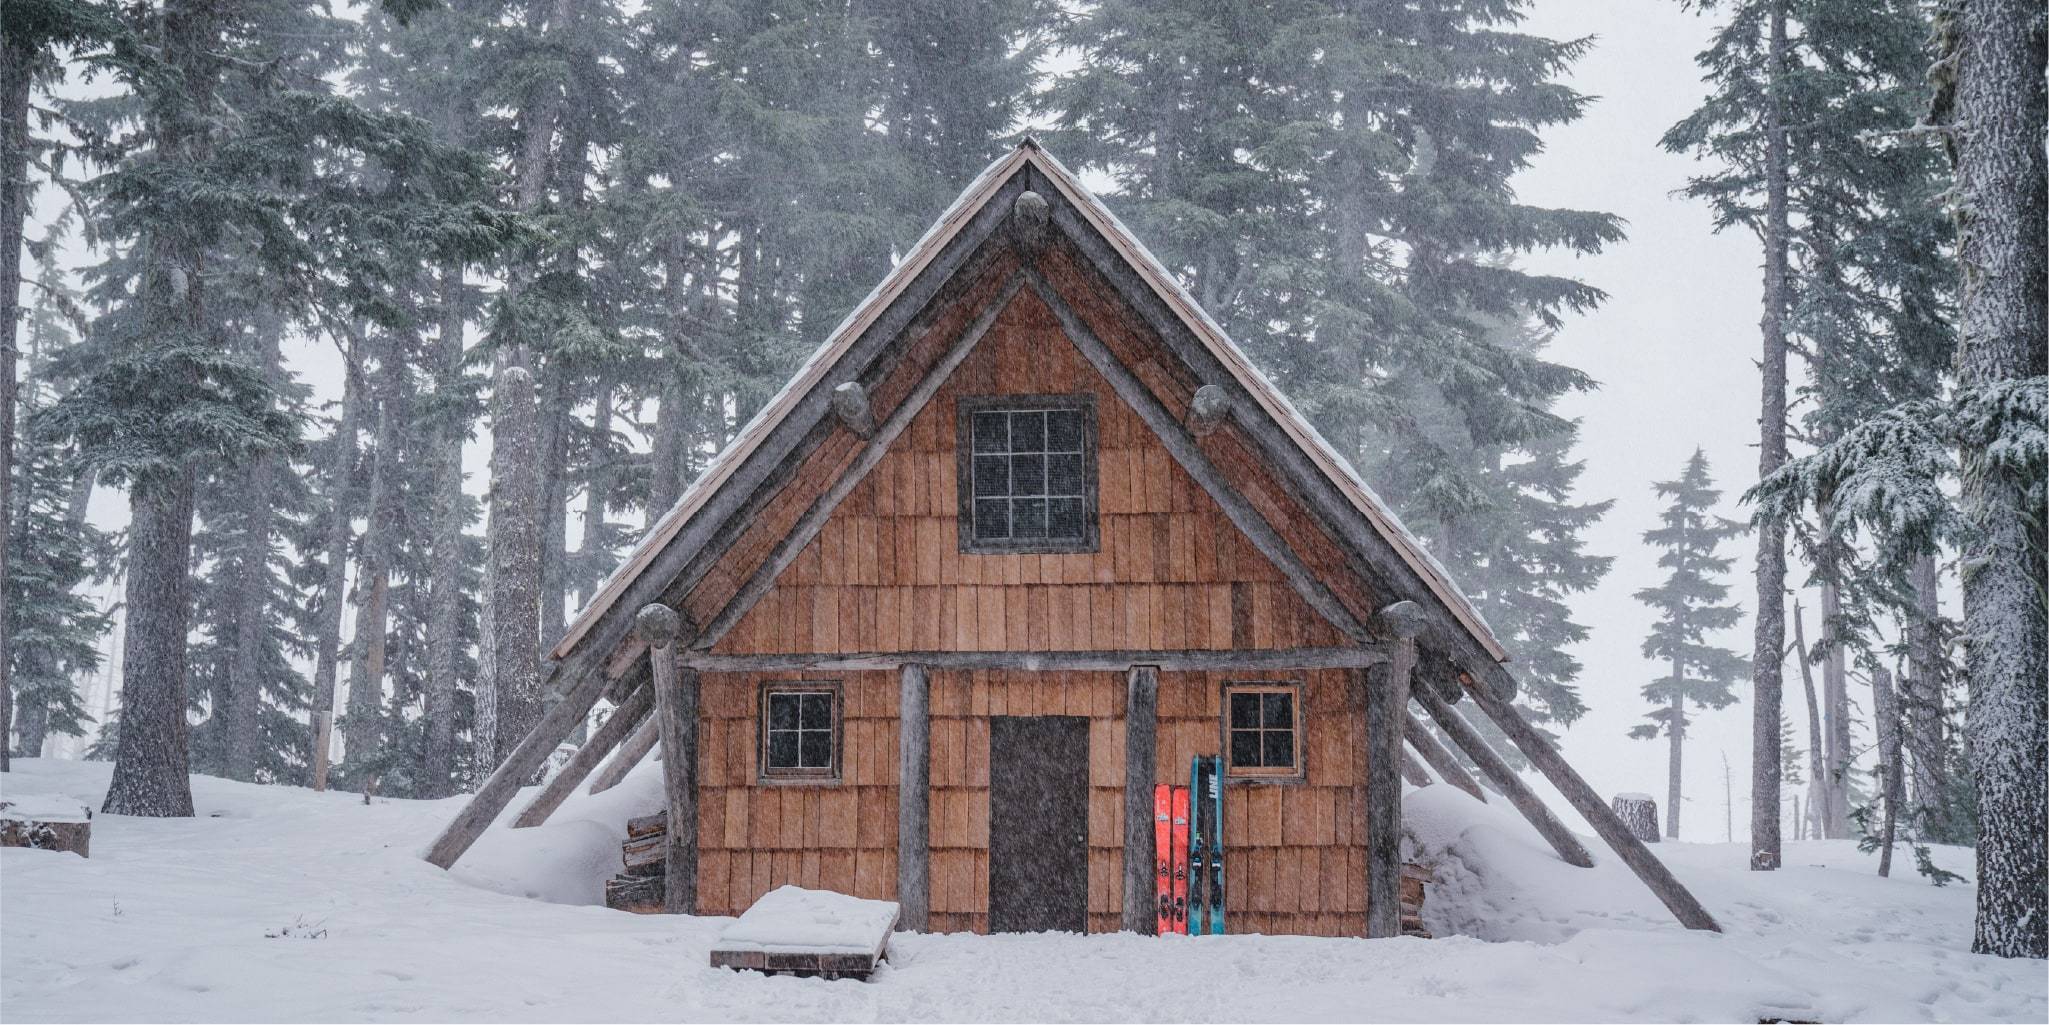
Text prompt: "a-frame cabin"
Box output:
[[426, 140, 1717, 938]]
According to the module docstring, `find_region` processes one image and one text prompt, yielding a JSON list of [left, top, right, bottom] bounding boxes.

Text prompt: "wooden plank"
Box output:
[[1402, 711, 1487, 802], [512, 682, 654, 828], [1122, 665, 1158, 934], [693, 273, 1029, 653], [424, 648, 621, 869], [1460, 672, 1721, 932], [639, 605, 699, 914], [898, 663, 931, 931], [1413, 681, 1595, 869], [678, 647, 1386, 674]]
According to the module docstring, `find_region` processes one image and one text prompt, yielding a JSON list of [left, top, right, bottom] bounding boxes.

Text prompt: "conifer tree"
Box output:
[[1631, 450, 1750, 839]]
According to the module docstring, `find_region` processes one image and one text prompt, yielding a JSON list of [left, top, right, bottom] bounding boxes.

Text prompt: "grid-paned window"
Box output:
[[760, 684, 840, 781], [958, 396, 1097, 553], [1225, 683, 1302, 778]]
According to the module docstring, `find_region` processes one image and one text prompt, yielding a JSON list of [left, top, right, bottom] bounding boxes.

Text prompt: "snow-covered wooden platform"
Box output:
[[0, 796, 91, 858], [708, 886, 898, 980]]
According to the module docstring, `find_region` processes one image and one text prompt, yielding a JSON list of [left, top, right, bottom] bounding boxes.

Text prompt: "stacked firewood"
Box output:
[[603, 810, 668, 913], [1399, 862, 1432, 938]]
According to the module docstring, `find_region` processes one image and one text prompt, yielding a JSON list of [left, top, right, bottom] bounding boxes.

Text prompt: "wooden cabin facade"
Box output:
[[427, 141, 1721, 940]]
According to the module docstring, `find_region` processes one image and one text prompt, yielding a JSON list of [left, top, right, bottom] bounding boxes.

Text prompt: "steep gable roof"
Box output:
[[555, 140, 1508, 688]]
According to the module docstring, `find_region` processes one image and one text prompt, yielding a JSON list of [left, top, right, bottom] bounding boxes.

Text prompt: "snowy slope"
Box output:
[[2, 759, 2041, 1023]]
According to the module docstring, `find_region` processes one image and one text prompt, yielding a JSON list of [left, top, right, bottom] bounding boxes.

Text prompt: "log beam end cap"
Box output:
[[1372, 600, 1430, 640], [1189, 384, 1230, 436], [634, 603, 683, 649]]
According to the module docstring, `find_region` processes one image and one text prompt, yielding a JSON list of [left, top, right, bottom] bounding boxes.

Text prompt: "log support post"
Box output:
[[897, 662, 931, 931], [1122, 665, 1160, 934], [1458, 674, 1720, 932], [1399, 747, 1433, 788], [587, 716, 658, 796], [1365, 601, 1423, 938], [1412, 681, 1595, 869], [513, 682, 654, 827], [1402, 711, 1486, 803], [638, 604, 698, 914], [425, 659, 617, 869]]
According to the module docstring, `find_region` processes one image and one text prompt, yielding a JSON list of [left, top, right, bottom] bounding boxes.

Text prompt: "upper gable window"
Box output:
[[957, 395, 1099, 553]]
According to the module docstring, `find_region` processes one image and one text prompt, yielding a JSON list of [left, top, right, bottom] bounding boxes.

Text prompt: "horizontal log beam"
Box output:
[[677, 646, 1389, 674]]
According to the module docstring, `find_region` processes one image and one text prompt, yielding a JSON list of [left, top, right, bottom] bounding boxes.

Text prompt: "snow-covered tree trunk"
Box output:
[[536, 366, 570, 646], [343, 357, 401, 776], [421, 263, 468, 796], [1903, 555, 1948, 836], [309, 360, 360, 789], [486, 365, 543, 765], [1944, 0, 2047, 960], [1747, 0, 1790, 872]]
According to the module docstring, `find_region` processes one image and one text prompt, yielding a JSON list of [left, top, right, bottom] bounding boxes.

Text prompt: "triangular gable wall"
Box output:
[[714, 287, 1349, 656]]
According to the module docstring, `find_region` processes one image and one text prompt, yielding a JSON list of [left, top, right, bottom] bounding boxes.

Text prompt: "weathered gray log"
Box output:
[[1459, 674, 1720, 932], [1009, 189, 1051, 250], [512, 683, 654, 828], [1870, 665, 1903, 878], [897, 663, 930, 931], [1612, 793, 1660, 844], [1026, 268, 1372, 645], [1400, 747, 1433, 787], [1122, 665, 1159, 934], [692, 273, 1026, 651], [588, 715, 658, 796], [1412, 681, 1595, 869], [1402, 711, 1486, 802], [1365, 603, 1420, 938], [425, 652, 619, 869], [829, 381, 876, 439], [678, 646, 1387, 674], [638, 604, 698, 914], [1187, 384, 1230, 437]]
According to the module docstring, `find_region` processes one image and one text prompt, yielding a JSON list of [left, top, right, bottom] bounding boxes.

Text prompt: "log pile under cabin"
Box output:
[[428, 139, 1720, 942]]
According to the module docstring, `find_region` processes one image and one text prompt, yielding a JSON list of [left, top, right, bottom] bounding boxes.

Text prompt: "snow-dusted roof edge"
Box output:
[[554, 140, 1506, 666]]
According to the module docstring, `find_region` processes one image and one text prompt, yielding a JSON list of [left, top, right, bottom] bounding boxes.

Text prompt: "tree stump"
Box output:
[[0, 798, 92, 858], [1612, 793, 1660, 844]]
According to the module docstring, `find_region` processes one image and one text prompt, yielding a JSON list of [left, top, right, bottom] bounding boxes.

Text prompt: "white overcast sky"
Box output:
[[43, 1, 1855, 844]]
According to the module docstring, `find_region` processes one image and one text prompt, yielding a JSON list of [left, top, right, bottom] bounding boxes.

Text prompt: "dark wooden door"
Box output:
[[988, 715, 1090, 933]]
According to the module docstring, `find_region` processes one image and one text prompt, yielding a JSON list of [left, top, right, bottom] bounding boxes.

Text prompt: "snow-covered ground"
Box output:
[[2, 758, 2041, 1023]]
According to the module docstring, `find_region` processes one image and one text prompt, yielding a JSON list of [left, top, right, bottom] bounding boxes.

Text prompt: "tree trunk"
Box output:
[[1666, 680, 1684, 839], [1949, 0, 2047, 960], [102, 476, 198, 817], [1818, 576, 1851, 838], [537, 366, 570, 645], [421, 262, 468, 797], [0, 27, 32, 773], [1903, 554, 1948, 837], [487, 365, 543, 765], [1747, 0, 1790, 873], [1792, 601, 1829, 843], [309, 359, 361, 790], [1872, 666, 1904, 878], [577, 373, 614, 605], [343, 350, 402, 778], [222, 329, 283, 783]]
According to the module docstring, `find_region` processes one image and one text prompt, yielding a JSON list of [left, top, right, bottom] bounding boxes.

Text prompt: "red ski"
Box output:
[[1154, 783, 1173, 935], [1171, 785, 1191, 935]]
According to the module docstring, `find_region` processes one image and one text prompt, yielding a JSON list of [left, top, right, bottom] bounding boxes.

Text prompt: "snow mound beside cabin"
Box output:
[[4, 758, 2043, 1024]]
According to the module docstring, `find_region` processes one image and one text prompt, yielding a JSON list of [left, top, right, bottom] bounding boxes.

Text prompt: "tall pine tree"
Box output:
[[1631, 450, 1750, 839]]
